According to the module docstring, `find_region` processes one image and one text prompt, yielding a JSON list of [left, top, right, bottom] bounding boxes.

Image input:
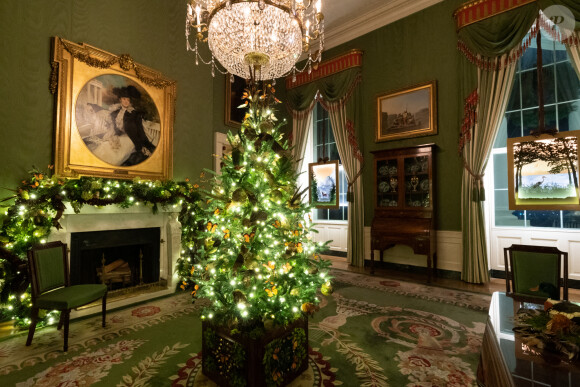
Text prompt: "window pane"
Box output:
[[506, 111, 522, 139], [555, 47, 568, 62], [521, 69, 538, 109], [493, 153, 508, 189], [558, 101, 580, 133], [328, 208, 342, 220], [556, 62, 580, 103], [494, 189, 526, 226], [522, 108, 539, 135], [543, 65, 555, 105], [526, 210, 561, 228], [563, 211, 580, 229], [506, 75, 521, 111], [315, 209, 328, 220], [520, 47, 538, 71], [329, 146, 340, 161], [544, 104, 557, 132]]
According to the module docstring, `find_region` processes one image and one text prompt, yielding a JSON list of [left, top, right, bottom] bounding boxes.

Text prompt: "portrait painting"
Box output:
[[308, 161, 339, 209], [52, 37, 175, 180], [75, 75, 160, 167], [507, 131, 580, 210], [376, 81, 437, 142]]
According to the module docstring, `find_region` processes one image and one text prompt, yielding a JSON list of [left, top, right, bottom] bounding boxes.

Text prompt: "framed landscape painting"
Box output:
[[308, 161, 339, 209], [507, 131, 580, 210], [376, 81, 437, 142], [51, 37, 175, 180]]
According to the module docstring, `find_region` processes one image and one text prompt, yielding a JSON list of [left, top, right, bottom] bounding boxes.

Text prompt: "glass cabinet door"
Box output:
[[404, 156, 430, 208], [376, 158, 399, 207]]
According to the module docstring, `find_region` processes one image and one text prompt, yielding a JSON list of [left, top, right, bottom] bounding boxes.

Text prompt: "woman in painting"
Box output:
[[110, 85, 156, 166]]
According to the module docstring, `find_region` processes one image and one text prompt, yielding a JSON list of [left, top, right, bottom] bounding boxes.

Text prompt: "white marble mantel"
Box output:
[[48, 203, 182, 318]]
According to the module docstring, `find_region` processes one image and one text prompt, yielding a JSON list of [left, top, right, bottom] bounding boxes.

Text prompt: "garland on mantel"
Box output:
[[0, 166, 203, 327]]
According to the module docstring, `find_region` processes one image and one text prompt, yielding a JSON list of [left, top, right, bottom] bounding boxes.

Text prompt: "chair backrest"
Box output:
[[504, 244, 568, 302], [27, 241, 69, 299]]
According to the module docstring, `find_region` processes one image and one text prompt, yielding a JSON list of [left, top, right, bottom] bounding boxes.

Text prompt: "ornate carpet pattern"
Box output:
[[0, 271, 489, 386]]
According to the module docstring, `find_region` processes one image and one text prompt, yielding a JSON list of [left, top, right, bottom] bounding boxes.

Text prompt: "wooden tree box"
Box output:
[[202, 317, 308, 387]]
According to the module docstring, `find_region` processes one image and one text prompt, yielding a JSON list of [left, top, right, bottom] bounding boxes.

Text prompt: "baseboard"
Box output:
[[491, 269, 580, 289], [363, 259, 462, 281], [323, 250, 347, 258]]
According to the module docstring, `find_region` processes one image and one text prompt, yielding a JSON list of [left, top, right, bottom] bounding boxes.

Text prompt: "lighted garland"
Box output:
[[0, 168, 202, 327]]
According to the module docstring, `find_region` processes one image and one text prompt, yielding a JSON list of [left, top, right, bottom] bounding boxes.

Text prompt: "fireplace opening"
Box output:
[[70, 227, 161, 290]]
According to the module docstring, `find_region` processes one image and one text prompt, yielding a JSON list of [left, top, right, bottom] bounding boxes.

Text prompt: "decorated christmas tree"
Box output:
[[178, 81, 332, 331]]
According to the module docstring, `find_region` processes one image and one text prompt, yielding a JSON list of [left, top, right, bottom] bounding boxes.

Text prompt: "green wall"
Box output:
[[0, 0, 465, 232], [0, 0, 215, 194], [321, 0, 465, 231]]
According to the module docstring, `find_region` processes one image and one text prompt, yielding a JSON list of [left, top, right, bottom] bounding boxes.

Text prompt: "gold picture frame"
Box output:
[[507, 131, 580, 210], [51, 37, 175, 180], [376, 80, 437, 142], [225, 74, 248, 128], [308, 160, 339, 209]]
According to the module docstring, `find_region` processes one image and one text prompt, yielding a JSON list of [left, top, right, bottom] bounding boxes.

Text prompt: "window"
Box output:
[[490, 32, 580, 229], [312, 103, 348, 221]]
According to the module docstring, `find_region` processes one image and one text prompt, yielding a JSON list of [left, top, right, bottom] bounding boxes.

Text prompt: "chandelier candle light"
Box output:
[[186, 0, 324, 81]]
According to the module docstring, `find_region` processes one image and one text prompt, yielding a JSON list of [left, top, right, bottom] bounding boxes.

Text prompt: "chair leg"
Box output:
[[57, 311, 65, 330], [102, 292, 107, 328], [63, 310, 70, 352], [26, 307, 39, 347]]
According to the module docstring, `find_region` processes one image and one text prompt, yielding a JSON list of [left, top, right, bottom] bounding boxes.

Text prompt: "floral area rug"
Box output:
[[0, 269, 490, 386]]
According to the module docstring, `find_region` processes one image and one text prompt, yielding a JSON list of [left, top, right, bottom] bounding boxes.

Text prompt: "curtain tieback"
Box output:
[[463, 159, 485, 201], [347, 165, 364, 203]]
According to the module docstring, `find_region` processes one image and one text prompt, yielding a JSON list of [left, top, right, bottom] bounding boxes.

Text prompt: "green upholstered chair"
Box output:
[[503, 244, 568, 303], [26, 241, 108, 352]]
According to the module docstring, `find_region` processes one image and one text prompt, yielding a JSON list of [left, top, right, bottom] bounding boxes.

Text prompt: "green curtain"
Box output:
[[287, 68, 365, 267]]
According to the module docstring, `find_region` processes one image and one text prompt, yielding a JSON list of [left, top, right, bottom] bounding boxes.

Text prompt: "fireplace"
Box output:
[[70, 227, 160, 288], [47, 205, 182, 317]]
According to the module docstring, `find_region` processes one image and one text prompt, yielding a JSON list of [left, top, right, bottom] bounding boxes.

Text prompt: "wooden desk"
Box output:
[[370, 214, 436, 282], [478, 292, 580, 386]]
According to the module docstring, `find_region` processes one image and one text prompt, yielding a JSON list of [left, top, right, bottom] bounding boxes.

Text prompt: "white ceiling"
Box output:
[[323, 0, 444, 50]]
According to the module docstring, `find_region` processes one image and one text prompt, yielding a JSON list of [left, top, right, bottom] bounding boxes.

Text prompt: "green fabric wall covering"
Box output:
[[0, 0, 215, 196], [320, 0, 466, 230]]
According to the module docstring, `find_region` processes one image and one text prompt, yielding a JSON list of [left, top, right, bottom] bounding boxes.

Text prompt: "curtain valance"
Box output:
[[454, 0, 580, 69]]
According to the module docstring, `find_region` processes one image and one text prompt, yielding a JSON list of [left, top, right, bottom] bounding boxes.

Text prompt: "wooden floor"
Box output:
[[324, 255, 580, 302]]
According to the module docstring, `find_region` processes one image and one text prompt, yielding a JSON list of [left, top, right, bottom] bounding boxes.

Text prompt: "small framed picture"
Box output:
[[308, 161, 339, 209], [507, 130, 580, 210], [225, 75, 248, 127], [376, 80, 437, 142]]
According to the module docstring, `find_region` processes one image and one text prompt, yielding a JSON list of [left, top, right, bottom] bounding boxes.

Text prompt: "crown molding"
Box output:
[[323, 0, 445, 50]]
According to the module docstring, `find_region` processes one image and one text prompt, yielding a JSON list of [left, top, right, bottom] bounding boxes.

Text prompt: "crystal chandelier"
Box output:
[[186, 0, 324, 81]]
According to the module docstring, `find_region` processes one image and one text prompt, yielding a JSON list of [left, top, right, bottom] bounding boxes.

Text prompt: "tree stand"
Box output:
[[202, 317, 309, 387]]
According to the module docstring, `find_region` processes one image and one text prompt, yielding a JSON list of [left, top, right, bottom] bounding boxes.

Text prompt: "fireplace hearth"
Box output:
[[70, 228, 160, 289]]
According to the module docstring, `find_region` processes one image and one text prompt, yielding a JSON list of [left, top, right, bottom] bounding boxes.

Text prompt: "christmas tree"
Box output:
[[178, 81, 332, 330]]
